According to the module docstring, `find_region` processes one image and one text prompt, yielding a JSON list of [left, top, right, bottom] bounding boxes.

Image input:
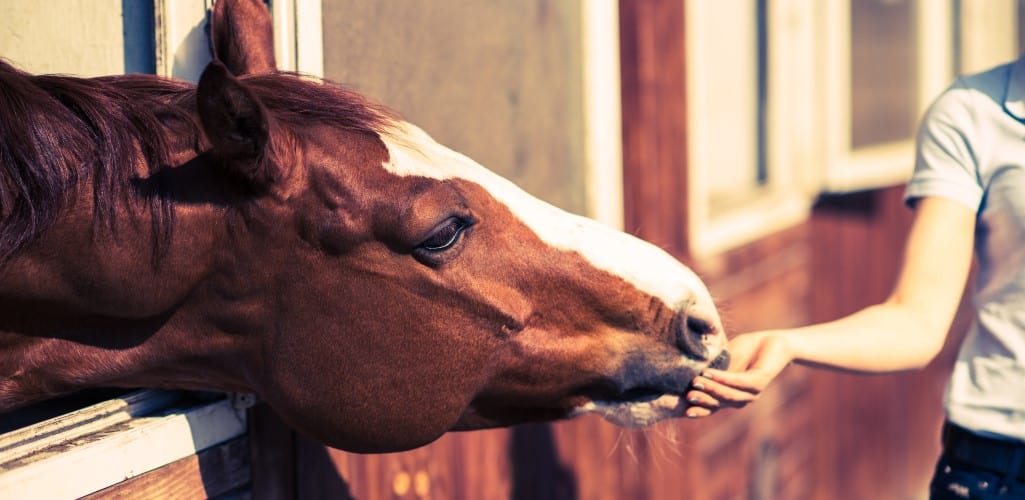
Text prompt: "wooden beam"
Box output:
[[619, 0, 691, 261]]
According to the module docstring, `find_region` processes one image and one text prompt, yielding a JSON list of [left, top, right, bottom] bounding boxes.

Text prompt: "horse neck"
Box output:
[[0, 163, 255, 412]]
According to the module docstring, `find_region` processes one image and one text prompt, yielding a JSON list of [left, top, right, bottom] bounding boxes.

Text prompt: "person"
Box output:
[[684, 55, 1025, 499]]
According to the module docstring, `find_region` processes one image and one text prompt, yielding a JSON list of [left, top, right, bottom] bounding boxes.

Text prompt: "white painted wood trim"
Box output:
[[825, 141, 915, 193], [581, 0, 623, 229], [295, 0, 324, 77], [271, 0, 323, 77], [958, 0, 1017, 75], [819, 0, 853, 192], [271, 0, 297, 71], [0, 390, 247, 498], [154, 0, 213, 82], [690, 194, 811, 259]]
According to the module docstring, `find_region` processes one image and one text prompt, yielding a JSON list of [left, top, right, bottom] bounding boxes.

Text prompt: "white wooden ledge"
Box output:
[[0, 390, 249, 498]]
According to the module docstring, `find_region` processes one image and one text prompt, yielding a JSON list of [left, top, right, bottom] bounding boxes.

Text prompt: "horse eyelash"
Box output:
[[418, 218, 469, 252]]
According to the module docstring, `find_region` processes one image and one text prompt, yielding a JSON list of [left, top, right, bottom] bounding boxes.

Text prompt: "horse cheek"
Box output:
[[262, 262, 487, 452]]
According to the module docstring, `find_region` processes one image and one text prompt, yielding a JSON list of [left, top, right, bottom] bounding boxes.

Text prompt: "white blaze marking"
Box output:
[[382, 123, 712, 313]]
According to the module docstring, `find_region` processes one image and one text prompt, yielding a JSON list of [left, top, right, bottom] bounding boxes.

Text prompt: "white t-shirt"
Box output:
[[906, 57, 1025, 442]]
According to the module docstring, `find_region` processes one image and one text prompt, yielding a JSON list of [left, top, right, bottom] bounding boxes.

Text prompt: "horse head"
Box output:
[[187, 60, 729, 452]]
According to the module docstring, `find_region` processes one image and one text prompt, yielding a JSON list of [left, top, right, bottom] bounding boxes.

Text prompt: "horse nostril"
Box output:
[[686, 316, 715, 337], [676, 314, 718, 360]]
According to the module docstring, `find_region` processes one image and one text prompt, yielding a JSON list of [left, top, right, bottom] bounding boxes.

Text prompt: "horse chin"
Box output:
[[575, 393, 688, 428]]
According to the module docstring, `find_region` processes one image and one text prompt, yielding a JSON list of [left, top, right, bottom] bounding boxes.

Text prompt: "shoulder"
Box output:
[[926, 62, 1012, 127], [905, 63, 1018, 211]]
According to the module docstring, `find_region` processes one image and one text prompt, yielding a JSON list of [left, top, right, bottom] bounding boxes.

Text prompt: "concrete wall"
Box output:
[[321, 0, 588, 213], [0, 0, 153, 76]]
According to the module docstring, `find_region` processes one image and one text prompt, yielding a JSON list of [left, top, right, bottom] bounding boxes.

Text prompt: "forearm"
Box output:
[[776, 302, 951, 373], [684, 198, 975, 418]]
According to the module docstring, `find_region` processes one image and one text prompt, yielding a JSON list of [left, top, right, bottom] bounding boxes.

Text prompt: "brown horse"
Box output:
[[0, 2, 728, 454]]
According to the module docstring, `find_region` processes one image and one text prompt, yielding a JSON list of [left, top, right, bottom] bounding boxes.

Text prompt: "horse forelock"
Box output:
[[237, 72, 397, 137]]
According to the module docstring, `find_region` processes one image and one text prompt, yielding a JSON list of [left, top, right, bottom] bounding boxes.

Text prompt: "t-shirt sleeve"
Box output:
[[904, 80, 984, 212]]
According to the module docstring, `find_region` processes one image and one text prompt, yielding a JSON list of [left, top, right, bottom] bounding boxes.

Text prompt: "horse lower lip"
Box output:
[[599, 387, 666, 404]]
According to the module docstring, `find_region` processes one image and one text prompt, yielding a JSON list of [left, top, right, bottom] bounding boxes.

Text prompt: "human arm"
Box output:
[[685, 196, 976, 416]]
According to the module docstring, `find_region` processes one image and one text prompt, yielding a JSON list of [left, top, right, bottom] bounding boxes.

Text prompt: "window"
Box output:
[[820, 0, 956, 192], [684, 0, 1004, 258], [685, 0, 815, 258], [850, 0, 918, 149]]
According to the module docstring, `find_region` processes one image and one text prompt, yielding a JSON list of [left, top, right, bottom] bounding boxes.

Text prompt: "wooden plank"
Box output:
[[0, 390, 180, 460], [83, 437, 250, 499], [619, 0, 691, 260], [0, 394, 247, 498], [807, 186, 955, 499]]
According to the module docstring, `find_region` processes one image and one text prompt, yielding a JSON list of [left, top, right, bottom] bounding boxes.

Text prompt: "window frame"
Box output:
[[684, 0, 816, 259], [682, 0, 995, 260], [819, 0, 957, 193]]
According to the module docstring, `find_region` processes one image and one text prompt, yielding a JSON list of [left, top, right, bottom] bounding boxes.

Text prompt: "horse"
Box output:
[[0, 0, 729, 454]]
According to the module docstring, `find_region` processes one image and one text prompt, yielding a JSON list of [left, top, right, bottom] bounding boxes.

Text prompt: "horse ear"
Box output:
[[210, 0, 278, 75], [197, 60, 281, 187]]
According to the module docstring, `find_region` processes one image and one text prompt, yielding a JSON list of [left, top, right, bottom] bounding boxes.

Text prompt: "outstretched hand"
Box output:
[[684, 331, 795, 418]]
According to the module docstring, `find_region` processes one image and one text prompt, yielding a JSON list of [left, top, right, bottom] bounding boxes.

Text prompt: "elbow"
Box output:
[[907, 325, 949, 370], [883, 298, 957, 371]]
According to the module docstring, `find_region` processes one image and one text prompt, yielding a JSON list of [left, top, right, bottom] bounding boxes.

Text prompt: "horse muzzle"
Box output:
[[673, 306, 728, 364]]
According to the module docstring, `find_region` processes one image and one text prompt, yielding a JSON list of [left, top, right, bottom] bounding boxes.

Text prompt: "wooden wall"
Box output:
[[803, 187, 969, 500]]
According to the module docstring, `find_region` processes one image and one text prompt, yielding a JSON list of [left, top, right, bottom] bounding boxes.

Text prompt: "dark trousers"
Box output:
[[930, 423, 1025, 499]]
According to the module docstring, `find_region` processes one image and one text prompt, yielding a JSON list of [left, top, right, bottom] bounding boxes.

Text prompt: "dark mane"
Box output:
[[240, 71, 396, 137], [0, 60, 193, 262], [0, 59, 393, 263]]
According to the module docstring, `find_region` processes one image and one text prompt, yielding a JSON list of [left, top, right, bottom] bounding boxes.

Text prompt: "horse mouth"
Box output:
[[590, 350, 729, 405], [580, 389, 689, 428], [593, 386, 669, 405], [578, 350, 730, 427]]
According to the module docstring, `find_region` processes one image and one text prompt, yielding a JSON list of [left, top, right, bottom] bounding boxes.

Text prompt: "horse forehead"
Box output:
[[380, 123, 711, 313]]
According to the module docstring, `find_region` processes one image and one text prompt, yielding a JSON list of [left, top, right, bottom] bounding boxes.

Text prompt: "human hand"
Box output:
[[684, 331, 794, 418]]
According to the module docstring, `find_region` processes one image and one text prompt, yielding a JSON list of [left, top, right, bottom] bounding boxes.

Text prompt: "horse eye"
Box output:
[[418, 218, 469, 252]]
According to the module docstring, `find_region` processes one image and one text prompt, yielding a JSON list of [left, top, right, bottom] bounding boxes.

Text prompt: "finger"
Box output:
[[700, 368, 769, 393], [690, 376, 758, 407], [684, 389, 720, 409], [685, 406, 713, 418]]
